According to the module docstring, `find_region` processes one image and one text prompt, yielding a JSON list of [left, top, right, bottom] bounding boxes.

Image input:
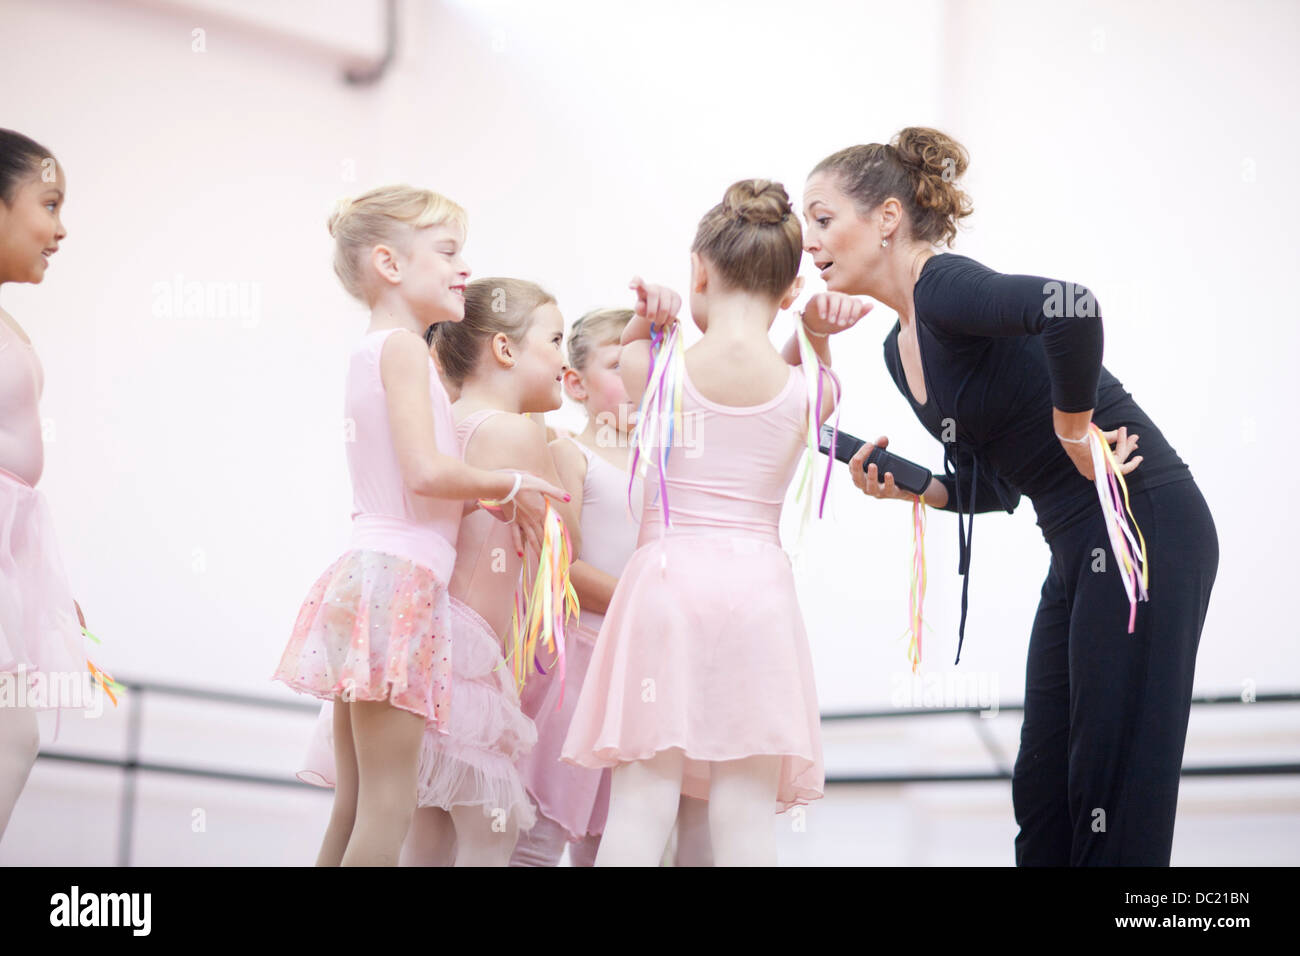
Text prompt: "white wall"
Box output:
[[0, 0, 1294, 865]]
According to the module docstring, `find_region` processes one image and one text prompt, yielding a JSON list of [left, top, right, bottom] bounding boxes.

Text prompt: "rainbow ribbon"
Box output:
[[789, 322, 843, 568], [82, 626, 124, 706], [628, 321, 685, 574], [902, 495, 928, 672], [1086, 422, 1150, 631], [499, 501, 580, 708]]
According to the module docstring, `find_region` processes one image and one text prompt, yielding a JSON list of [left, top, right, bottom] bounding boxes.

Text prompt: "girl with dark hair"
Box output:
[[0, 129, 86, 842]]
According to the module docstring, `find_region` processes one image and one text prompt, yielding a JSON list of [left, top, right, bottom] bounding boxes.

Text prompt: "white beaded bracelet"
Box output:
[[1056, 431, 1091, 445]]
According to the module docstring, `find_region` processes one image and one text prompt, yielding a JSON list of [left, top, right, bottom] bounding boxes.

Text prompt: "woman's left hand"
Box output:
[[1059, 421, 1142, 481], [802, 292, 872, 336]]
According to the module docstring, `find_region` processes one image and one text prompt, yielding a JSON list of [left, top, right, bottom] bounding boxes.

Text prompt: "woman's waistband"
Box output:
[[1041, 472, 1197, 546], [349, 513, 457, 581]]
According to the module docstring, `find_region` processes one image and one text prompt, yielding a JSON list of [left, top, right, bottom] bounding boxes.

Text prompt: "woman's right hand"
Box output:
[[848, 436, 916, 502]]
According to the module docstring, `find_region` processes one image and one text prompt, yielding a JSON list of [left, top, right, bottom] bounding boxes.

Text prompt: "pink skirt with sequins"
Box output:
[[273, 548, 453, 727], [296, 597, 537, 832]]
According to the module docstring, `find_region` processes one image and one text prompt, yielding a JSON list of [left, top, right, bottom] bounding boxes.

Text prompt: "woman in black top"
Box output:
[[801, 128, 1218, 866]]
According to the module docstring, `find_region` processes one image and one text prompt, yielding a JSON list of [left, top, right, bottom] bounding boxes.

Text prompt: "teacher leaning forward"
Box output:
[[798, 127, 1218, 866]]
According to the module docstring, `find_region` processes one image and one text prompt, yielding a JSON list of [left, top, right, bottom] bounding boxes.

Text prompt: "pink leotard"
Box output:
[[345, 328, 462, 578], [0, 319, 45, 487]]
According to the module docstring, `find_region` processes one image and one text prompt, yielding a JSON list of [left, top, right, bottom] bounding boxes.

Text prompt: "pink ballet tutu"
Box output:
[[515, 618, 610, 840], [413, 598, 537, 831], [0, 466, 88, 706], [272, 548, 453, 726], [294, 597, 538, 832], [561, 533, 825, 812]]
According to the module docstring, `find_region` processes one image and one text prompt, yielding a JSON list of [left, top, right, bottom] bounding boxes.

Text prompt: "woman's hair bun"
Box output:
[[722, 178, 793, 226], [892, 126, 969, 184], [811, 127, 972, 247]]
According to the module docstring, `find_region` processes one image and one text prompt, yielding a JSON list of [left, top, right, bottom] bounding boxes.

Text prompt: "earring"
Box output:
[[881, 238, 890, 247]]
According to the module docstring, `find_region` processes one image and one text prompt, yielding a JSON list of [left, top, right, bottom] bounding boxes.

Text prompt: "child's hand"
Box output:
[[629, 276, 682, 334], [802, 292, 871, 336], [511, 472, 571, 557]]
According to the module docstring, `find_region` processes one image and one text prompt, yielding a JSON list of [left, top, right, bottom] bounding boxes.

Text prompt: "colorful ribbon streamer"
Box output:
[[628, 321, 685, 537], [902, 495, 928, 672], [789, 322, 843, 566], [499, 501, 580, 709], [80, 624, 122, 707], [81, 625, 124, 706], [1086, 422, 1150, 631], [85, 658, 123, 707]]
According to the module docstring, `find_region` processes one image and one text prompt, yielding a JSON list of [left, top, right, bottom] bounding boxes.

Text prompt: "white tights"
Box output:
[[508, 794, 712, 867], [595, 750, 779, 866]]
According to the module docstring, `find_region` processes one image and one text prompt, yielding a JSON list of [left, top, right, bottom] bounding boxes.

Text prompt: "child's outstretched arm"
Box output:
[[619, 276, 682, 407], [780, 292, 868, 426], [466, 413, 583, 560]]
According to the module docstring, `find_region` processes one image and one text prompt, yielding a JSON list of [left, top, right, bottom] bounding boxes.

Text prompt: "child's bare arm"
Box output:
[[469, 414, 584, 559], [568, 560, 620, 616], [380, 329, 520, 501]]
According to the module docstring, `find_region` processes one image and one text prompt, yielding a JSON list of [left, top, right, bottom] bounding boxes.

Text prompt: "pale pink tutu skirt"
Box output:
[[296, 597, 537, 832], [561, 533, 825, 811], [272, 548, 453, 726], [515, 618, 610, 840], [414, 599, 537, 830], [0, 467, 87, 704]]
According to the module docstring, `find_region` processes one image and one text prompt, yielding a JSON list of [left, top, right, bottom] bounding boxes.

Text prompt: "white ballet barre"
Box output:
[[33, 679, 1300, 866]]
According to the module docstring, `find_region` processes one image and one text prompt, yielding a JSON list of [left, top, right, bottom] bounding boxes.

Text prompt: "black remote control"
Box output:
[[818, 425, 934, 497]]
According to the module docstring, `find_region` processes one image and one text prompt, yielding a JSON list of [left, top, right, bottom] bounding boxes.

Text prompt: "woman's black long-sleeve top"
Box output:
[[882, 253, 1192, 662]]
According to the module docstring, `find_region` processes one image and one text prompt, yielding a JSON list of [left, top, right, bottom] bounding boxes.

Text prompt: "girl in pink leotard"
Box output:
[[0, 129, 97, 843], [272, 190, 568, 867], [508, 308, 712, 867], [562, 179, 867, 866], [298, 277, 582, 866]]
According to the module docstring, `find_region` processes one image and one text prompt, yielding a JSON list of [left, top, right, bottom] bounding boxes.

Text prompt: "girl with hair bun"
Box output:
[[804, 127, 1217, 866], [508, 307, 712, 867], [562, 178, 867, 866], [272, 188, 569, 866]]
